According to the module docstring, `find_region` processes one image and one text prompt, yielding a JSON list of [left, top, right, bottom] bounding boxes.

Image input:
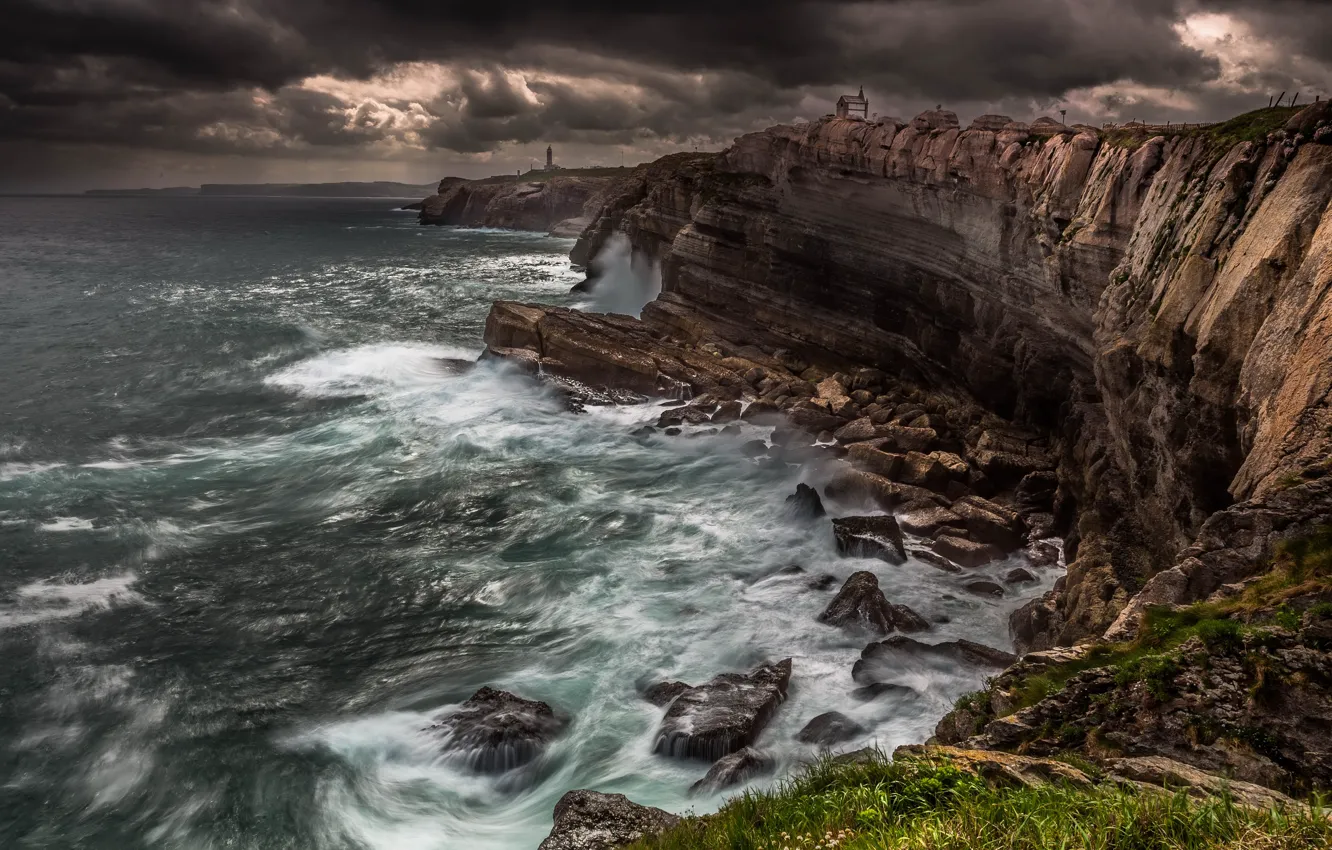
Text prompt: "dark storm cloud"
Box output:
[[2, 0, 1331, 174]]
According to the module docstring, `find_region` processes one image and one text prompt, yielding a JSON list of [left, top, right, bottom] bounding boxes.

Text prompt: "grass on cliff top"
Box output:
[[628, 753, 1332, 850], [957, 525, 1332, 717], [1100, 106, 1302, 151], [470, 165, 634, 185]]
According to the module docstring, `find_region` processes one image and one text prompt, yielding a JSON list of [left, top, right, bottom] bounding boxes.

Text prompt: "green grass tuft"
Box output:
[[629, 754, 1332, 849]]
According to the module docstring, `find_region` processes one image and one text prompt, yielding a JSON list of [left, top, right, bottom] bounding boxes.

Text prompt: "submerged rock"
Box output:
[[832, 515, 906, 564], [432, 687, 566, 773], [796, 711, 866, 746], [538, 790, 680, 850], [933, 533, 1005, 568], [689, 747, 774, 794], [654, 659, 792, 761]]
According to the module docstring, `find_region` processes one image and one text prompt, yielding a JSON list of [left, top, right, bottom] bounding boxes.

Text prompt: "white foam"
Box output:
[[265, 342, 479, 399], [0, 461, 65, 481], [0, 574, 143, 629], [37, 517, 98, 532]]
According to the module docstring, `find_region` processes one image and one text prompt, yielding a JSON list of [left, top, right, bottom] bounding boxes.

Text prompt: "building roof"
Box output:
[[838, 94, 868, 105]]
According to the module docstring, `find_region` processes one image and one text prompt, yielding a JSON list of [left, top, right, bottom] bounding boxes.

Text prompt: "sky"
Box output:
[[2, 0, 1330, 192]]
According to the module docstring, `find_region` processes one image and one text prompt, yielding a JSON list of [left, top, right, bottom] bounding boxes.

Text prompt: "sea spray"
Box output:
[[579, 234, 662, 317]]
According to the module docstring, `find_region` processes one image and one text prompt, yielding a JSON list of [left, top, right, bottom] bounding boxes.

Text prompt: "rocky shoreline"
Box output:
[[425, 99, 1332, 847]]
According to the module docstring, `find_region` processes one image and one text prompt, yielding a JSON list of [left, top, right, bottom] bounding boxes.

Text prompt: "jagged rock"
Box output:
[[832, 516, 907, 564], [969, 114, 1015, 132], [898, 504, 965, 538], [431, 687, 566, 772], [785, 483, 827, 518], [654, 659, 792, 761], [538, 790, 681, 850], [797, 711, 866, 745], [933, 533, 1005, 568], [818, 570, 896, 634], [817, 571, 925, 635], [689, 747, 774, 794]]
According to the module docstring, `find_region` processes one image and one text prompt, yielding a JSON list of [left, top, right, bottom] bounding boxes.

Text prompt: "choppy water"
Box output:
[[0, 196, 1056, 849]]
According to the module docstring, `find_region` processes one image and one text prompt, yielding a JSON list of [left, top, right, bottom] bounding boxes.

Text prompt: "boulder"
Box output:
[[933, 534, 1005, 568], [654, 659, 792, 761], [785, 483, 827, 519], [846, 443, 905, 479], [1005, 568, 1037, 584], [929, 450, 969, 478], [832, 516, 907, 564], [911, 109, 960, 131], [834, 417, 879, 444], [887, 603, 931, 632], [964, 580, 1005, 597], [876, 425, 937, 453], [950, 495, 1025, 550], [816, 376, 849, 399], [898, 451, 950, 492], [796, 711, 866, 746], [818, 571, 899, 635], [741, 439, 769, 458], [689, 747, 774, 795], [538, 790, 681, 850], [897, 504, 965, 538], [852, 636, 1016, 685], [432, 687, 566, 772]]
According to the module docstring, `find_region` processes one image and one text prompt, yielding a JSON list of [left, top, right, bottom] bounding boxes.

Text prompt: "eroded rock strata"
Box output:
[[479, 102, 1332, 798]]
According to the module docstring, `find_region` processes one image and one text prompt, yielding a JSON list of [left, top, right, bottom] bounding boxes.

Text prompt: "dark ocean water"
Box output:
[[0, 196, 1054, 849]]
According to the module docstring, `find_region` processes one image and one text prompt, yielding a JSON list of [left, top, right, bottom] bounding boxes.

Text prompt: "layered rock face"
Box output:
[[417, 174, 612, 235], [562, 104, 1332, 652]]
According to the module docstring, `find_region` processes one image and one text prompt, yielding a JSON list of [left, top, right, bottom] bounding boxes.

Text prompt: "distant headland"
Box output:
[[84, 181, 439, 198]]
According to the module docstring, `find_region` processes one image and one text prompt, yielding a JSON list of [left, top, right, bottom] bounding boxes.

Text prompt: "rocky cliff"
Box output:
[[417, 174, 614, 236], [558, 104, 1332, 660]]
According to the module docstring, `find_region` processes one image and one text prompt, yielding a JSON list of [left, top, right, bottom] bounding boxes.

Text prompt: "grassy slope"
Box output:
[[630, 754, 1332, 850]]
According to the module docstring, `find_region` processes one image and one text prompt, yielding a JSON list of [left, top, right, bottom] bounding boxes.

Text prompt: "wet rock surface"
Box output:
[[796, 711, 866, 746], [831, 516, 906, 564], [654, 659, 792, 761], [432, 687, 566, 773], [538, 790, 681, 850], [689, 747, 774, 794]]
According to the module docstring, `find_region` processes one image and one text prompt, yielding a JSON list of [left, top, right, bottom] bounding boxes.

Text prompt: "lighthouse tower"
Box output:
[[546, 145, 553, 169]]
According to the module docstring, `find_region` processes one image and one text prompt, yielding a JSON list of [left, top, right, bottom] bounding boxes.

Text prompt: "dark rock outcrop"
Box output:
[[654, 659, 792, 761], [852, 636, 1016, 686], [786, 483, 827, 518], [688, 747, 774, 794], [796, 711, 866, 746], [432, 687, 566, 773], [538, 790, 680, 850], [831, 516, 907, 564]]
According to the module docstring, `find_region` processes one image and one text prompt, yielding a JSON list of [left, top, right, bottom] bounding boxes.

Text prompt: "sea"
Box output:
[[0, 196, 1056, 849]]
